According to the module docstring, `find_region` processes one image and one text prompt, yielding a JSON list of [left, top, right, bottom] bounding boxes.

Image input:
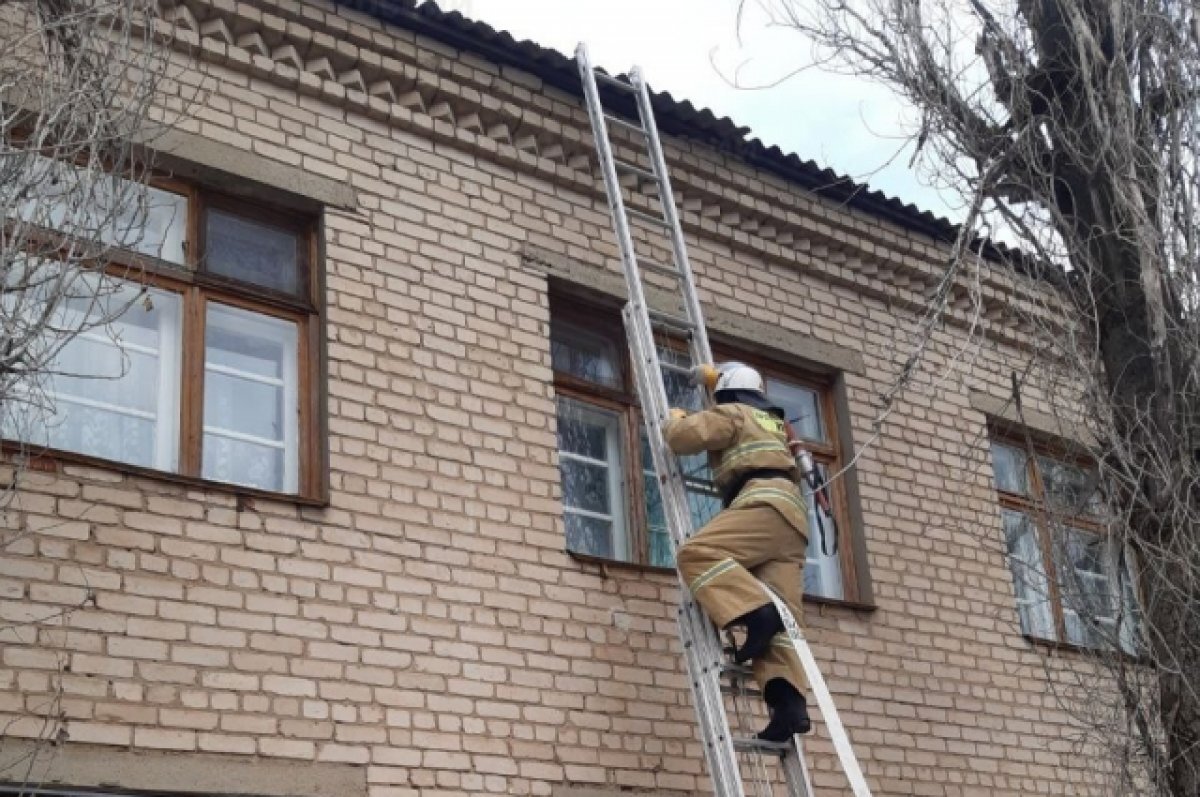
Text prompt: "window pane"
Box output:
[[560, 458, 612, 515], [550, 321, 622, 389], [3, 279, 182, 471], [685, 488, 723, 535], [206, 209, 301, 295], [11, 154, 187, 264], [1117, 548, 1142, 654], [1053, 530, 1141, 652], [203, 304, 298, 493], [644, 468, 670, 564], [659, 345, 703, 410], [110, 183, 187, 264], [557, 406, 613, 460], [642, 428, 722, 569], [140, 187, 189, 265], [768, 378, 825, 443], [760, 375, 838, 597], [1037, 456, 1100, 515], [565, 514, 616, 560], [991, 442, 1029, 495], [641, 345, 720, 567], [1055, 527, 1117, 648], [803, 461, 843, 600], [654, 344, 721, 548], [641, 425, 672, 568], [1002, 509, 1055, 639], [556, 398, 630, 561]]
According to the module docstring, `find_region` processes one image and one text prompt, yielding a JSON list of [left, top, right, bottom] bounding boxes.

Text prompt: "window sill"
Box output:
[[4, 444, 328, 508], [567, 550, 878, 612], [805, 593, 878, 613], [568, 550, 677, 577], [1021, 633, 1143, 662]]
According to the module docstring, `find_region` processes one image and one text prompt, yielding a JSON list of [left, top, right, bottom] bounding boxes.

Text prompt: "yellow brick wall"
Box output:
[[0, 1, 1110, 795]]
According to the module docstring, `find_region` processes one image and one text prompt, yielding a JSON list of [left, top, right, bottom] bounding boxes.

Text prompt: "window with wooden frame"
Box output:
[[3, 154, 323, 499], [990, 435, 1140, 652], [550, 297, 861, 602]]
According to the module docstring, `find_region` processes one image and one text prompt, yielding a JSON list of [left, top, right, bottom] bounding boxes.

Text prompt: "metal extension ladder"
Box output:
[[576, 44, 874, 797]]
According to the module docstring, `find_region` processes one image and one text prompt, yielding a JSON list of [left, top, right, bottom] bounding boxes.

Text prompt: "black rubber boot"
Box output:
[[728, 603, 783, 665], [757, 679, 812, 742]]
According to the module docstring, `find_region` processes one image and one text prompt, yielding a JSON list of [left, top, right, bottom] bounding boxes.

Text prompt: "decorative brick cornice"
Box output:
[[160, 0, 1063, 346]]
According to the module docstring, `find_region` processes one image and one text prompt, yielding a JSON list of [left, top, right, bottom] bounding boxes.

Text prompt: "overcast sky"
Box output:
[[427, 0, 961, 222]]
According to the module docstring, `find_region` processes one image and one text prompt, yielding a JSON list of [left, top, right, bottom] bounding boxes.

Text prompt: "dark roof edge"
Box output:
[[333, 0, 1017, 263]]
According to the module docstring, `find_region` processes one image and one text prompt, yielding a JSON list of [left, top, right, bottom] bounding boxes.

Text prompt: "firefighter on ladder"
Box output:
[[665, 361, 812, 742]]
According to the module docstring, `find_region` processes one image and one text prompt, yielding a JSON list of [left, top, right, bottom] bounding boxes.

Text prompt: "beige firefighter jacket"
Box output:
[[664, 403, 809, 539]]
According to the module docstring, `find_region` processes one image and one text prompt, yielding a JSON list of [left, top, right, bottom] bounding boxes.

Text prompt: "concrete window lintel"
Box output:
[[523, 245, 865, 376], [969, 389, 1096, 448], [143, 129, 358, 213]]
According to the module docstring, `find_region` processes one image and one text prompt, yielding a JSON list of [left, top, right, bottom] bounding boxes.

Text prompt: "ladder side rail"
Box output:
[[630, 309, 767, 797], [622, 314, 691, 558], [626, 304, 744, 795], [607, 68, 783, 795], [680, 598, 745, 795], [764, 590, 874, 797], [581, 44, 744, 791], [783, 740, 815, 797], [677, 607, 727, 785], [630, 70, 713, 366], [576, 46, 673, 419], [580, 44, 830, 797], [623, 306, 692, 547]]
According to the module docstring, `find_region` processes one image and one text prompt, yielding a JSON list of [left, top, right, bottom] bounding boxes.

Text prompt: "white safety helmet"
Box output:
[[714, 362, 765, 396]]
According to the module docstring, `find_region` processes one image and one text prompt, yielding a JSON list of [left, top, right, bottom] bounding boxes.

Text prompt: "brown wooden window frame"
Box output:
[[990, 429, 1140, 652], [5, 173, 326, 503], [550, 294, 867, 604]]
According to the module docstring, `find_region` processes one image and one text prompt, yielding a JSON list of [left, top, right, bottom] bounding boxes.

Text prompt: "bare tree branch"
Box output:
[[0, 0, 187, 783], [745, 0, 1200, 792]]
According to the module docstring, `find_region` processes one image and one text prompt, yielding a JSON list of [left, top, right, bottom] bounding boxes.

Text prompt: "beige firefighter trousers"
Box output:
[[676, 505, 808, 693]]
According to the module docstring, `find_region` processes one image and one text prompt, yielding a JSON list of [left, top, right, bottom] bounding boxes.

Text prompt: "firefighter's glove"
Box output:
[[689, 363, 720, 391], [668, 408, 689, 422]]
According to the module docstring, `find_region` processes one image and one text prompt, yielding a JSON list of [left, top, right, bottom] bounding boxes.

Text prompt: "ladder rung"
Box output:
[[614, 158, 657, 182], [720, 662, 767, 698], [627, 207, 670, 228], [733, 737, 792, 755], [638, 260, 680, 279], [594, 70, 635, 91], [722, 662, 755, 681], [720, 683, 763, 698], [720, 662, 762, 696], [647, 309, 696, 332], [659, 361, 693, 377], [604, 114, 646, 137]]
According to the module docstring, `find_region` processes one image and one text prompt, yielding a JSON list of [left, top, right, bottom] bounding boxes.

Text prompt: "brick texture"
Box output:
[[0, 1, 1112, 795]]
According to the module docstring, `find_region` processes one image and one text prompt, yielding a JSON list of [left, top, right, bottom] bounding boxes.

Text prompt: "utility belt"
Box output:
[[720, 468, 795, 508]]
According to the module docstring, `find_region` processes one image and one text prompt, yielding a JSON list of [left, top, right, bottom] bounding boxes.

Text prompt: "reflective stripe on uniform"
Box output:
[[771, 632, 797, 651], [731, 487, 808, 514], [713, 440, 790, 480], [688, 557, 739, 593]]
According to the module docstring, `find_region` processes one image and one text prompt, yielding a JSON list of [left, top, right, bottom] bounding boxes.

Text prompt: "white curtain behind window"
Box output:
[[4, 278, 182, 471], [202, 303, 299, 493]]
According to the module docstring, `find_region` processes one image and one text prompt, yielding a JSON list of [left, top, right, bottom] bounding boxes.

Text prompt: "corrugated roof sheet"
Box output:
[[331, 0, 986, 252]]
